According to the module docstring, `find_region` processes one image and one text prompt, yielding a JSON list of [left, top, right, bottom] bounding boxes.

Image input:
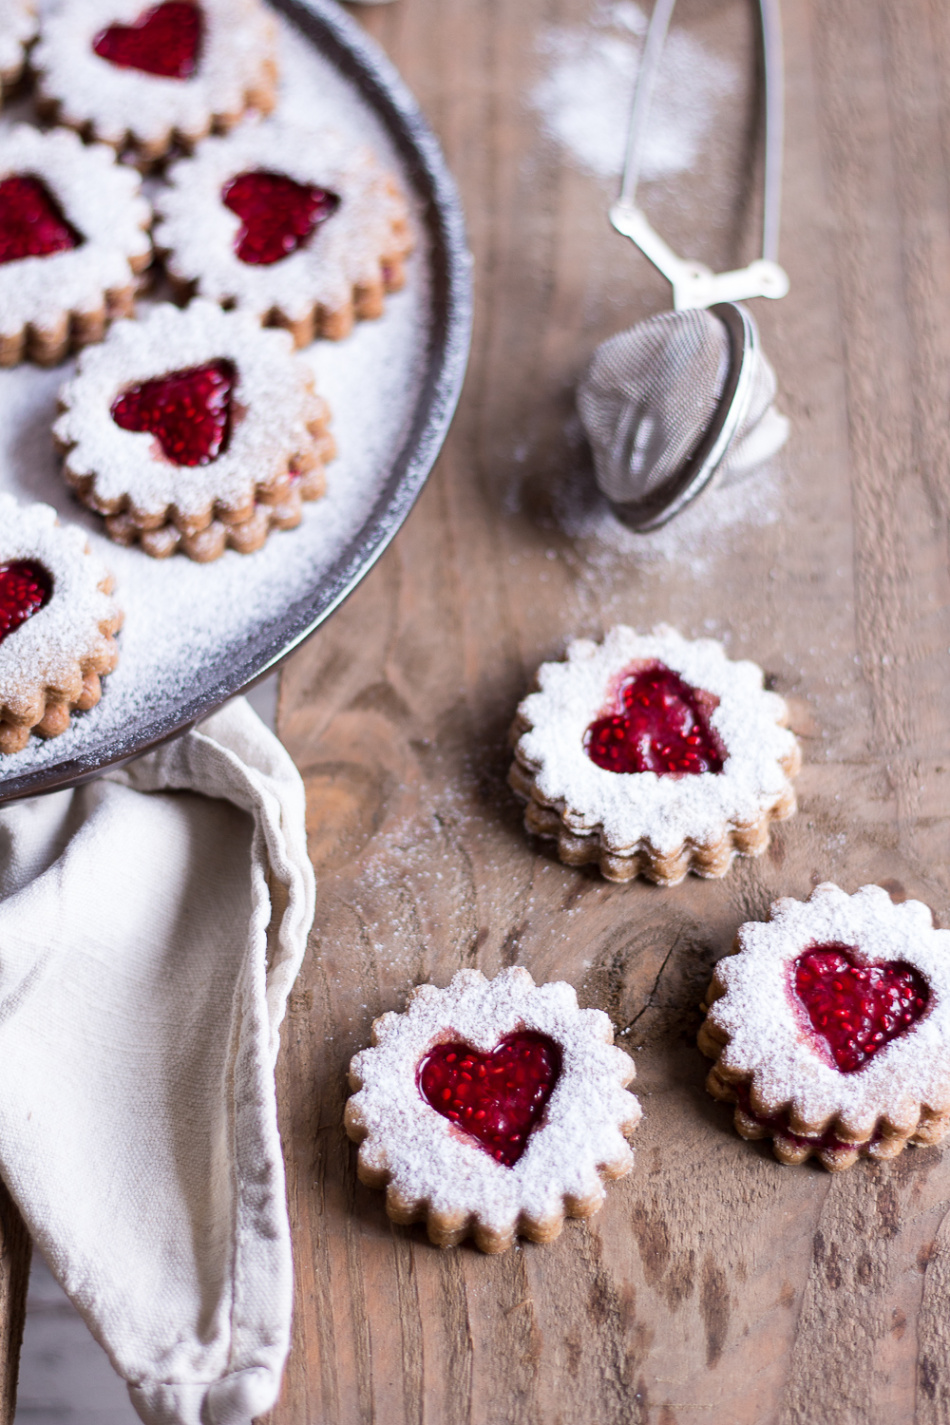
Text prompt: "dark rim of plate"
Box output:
[[0, 0, 473, 803]]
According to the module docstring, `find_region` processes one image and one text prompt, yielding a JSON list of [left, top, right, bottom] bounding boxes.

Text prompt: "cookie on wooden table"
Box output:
[[55, 299, 335, 563], [699, 883, 950, 1171], [0, 125, 151, 366], [0, 496, 122, 754], [345, 967, 641, 1253], [509, 624, 801, 884], [34, 0, 278, 165], [154, 118, 413, 344]]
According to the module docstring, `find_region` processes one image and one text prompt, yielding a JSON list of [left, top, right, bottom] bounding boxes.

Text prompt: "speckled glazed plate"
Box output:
[[0, 0, 472, 802]]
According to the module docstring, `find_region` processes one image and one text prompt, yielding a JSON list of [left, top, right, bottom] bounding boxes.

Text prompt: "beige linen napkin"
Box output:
[[0, 699, 314, 1424]]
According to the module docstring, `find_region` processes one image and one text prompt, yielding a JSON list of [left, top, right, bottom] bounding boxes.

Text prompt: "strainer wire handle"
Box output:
[[617, 0, 676, 211], [759, 0, 784, 263], [619, 0, 784, 268]]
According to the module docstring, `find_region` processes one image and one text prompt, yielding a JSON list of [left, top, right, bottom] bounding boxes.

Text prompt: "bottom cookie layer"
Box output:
[[0, 656, 118, 754], [72, 439, 332, 563], [510, 760, 789, 885], [0, 284, 139, 368], [703, 1065, 950, 1172], [347, 1127, 633, 1253]]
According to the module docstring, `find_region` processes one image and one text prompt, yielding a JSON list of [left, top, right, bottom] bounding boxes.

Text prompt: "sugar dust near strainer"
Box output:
[[577, 0, 790, 531]]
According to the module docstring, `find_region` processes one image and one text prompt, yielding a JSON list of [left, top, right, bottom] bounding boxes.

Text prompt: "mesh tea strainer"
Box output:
[[577, 0, 790, 531]]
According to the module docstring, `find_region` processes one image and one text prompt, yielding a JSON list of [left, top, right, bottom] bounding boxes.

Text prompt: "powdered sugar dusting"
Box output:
[[0, 495, 119, 715], [0, 9, 432, 781], [553, 438, 783, 579], [529, 2, 735, 183], [0, 125, 149, 337], [707, 884, 950, 1140], [56, 301, 325, 518], [155, 117, 411, 324], [514, 625, 798, 854], [347, 966, 640, 1240], [34, 0, 276, 149], [0, 0, 35, 82]]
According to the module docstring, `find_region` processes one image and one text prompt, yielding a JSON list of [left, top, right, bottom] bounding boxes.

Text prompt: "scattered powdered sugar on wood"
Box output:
[[529, 1, 735, 183], [0, 11, 432, 780], [553, 429, 784, 578]]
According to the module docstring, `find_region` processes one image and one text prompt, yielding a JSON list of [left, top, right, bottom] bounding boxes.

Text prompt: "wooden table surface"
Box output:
[[262, 0, 950, 1420], [6, 0, 950, 1420]]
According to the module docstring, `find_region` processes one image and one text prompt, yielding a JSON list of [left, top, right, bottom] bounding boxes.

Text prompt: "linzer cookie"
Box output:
[[345, 967, 641, 1253], [0, 125, 151, 366], [33, 0, 278, 165], [0, 496, 122, 754], [509, 625, 801, 884], [0, 0, 36, 104], [54, 299, 335, 562], [154, 118, 413, 343], [699, 883, 950, 1171]]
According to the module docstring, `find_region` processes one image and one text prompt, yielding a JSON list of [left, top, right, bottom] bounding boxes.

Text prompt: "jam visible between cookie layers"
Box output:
[[793, 943, 929, 1074], [0, 177, 81, 264], [93, 1, 203, 80], [222, 171, 341, 266], [0, 561, 53, 646], [418, 1032, 562, 1167], [732, 1083, 876, 1156], [585, 660, 726, 776], [111, 359, 234, 466]]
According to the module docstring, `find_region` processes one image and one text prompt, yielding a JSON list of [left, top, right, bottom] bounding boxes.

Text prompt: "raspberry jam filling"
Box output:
[[417, 1032, 562, 1167], [585, 661, 725, 776], [222, 170, 340, 266], [0, 561, 52, 647], [0, 177, 80, 265], [93, 1, 202, 80], [111, 359, 234, 467], [793, 943, 929, 1073]]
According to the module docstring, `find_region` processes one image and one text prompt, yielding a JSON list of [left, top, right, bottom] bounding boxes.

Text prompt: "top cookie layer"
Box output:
[[0, 0, 36, 86], [55, 298, 329, 522], [0, 125, 150, 345], [707, 883, 950, 1141], [347, 966, 640, 1240], [34, 0, 278, 157], [154, 118, 412, 328], [512, 624, 799, 855], [0, 495, 120, 721]]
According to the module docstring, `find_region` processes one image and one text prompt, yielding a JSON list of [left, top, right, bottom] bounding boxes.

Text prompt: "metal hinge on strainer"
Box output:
[[577, 0, 790, 531]]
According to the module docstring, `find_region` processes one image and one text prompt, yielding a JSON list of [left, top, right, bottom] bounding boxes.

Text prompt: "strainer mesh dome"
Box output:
[[577, 306, 781, 509]]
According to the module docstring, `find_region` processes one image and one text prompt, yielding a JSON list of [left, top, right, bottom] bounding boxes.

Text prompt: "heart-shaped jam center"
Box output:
[[417, 1032, 562, 1167], [0, 561, 52, 646], [793, 944, 929, 1073], [222, 170, 340, 267], [0, 177, 80, 265], [93, 1, 202, 80], [111, 359, 234, 467], [585, 660, 725, 776]]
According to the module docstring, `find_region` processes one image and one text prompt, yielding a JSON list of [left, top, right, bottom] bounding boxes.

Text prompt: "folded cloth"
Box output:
[[0, 699, 315, 1425]]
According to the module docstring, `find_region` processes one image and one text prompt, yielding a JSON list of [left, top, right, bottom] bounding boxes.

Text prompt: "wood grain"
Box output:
[[0, 1184, 29, 1424], [261, 0, 950, 1420]]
